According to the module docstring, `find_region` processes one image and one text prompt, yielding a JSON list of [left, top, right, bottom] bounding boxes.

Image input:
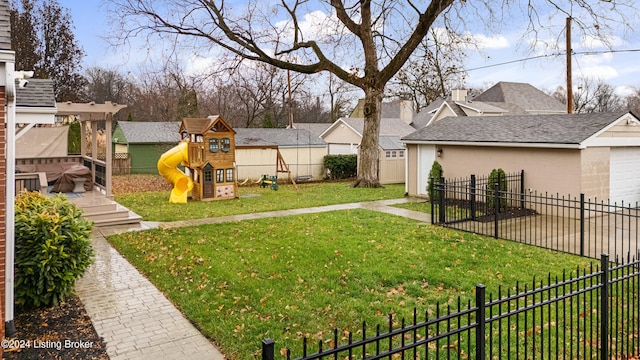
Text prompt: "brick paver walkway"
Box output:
[[76, 227, 226, 360], [76, 198, 427, 359]]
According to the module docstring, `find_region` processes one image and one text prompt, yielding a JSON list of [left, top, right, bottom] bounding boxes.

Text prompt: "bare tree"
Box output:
[[390, 28, 468, 112], [572, 77, 624, 114], [625, 88, 640, 115], [109, 0, 638, 187], [84, 67, 132, 104], [327, 73, 357, 122]]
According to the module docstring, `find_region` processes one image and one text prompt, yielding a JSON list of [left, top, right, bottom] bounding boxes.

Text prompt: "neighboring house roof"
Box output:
[[457, 101, 508, 114], [291, 122, 332, 138], [235, 128, 327, 148], [349, 99, 415, 122], [402, 112, 636, 148], [424, 82, 567, 126], [410, 111, 431, 130], [326, 117, 416, 138], [378, 136, 405, 150], [422, 97, 446, 114], [472, 82, 566, 114], [115, 121, 180, 144], [16, 79, 55, 108]]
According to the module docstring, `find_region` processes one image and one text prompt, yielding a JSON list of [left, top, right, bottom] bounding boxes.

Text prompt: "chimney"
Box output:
[[400, 100, 413, 124], [451, 89, 467, 102]]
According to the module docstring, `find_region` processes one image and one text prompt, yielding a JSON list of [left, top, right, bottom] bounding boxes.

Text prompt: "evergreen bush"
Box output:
[[486, 168, 508, 210], [14, 192, 94, 307], [323, 155, 357, 179], [427, 160, 443, 201]]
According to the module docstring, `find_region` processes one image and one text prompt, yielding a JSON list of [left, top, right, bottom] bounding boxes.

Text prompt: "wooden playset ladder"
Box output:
[[276, 149, 299, 192]]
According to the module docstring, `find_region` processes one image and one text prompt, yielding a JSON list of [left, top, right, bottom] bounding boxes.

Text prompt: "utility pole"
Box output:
[[287, 69, 294, 128], [566, 17, 573, 114]]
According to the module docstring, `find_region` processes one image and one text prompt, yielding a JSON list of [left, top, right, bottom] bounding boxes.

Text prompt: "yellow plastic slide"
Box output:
[[157, 141, 194, 203]]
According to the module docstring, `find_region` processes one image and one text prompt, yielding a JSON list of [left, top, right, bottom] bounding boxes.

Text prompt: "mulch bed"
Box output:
[[435, 198, 538, 223], [474, 207, 537, 223], [2, 295, 108, 360]]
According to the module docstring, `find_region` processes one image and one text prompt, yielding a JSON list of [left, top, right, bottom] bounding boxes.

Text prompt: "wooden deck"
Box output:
[[66, 189, 142, 227]]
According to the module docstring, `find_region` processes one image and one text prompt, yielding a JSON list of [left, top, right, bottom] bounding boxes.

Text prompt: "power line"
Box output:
[[465, 48, 640, 73]]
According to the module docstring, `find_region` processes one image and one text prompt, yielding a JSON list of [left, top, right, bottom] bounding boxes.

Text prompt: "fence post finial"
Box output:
[[262, 338, 275, 360]]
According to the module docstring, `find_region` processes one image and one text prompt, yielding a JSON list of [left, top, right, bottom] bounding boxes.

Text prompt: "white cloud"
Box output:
[[614, 85, 635, 97], [462, 32, 510, 50], [579, 34, 625, 50], [575, 65, 619, 81], [274, 10, 341, 44]]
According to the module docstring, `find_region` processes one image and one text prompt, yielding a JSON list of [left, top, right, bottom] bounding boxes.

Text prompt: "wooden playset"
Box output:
[[158, 115, 238, 202]]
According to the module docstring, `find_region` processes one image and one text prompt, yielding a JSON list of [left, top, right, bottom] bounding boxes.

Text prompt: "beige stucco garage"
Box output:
[[402, 112, 640, 204]]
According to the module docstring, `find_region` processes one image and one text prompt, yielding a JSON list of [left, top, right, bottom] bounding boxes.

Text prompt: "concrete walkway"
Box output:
[[76, 198, 428, 360]]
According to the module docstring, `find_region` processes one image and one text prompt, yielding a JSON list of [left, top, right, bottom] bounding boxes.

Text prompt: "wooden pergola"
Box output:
[[56, 101, 127, 197]]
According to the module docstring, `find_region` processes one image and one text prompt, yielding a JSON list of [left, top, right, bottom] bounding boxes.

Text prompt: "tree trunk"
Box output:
[[352, 86, 383, 188]]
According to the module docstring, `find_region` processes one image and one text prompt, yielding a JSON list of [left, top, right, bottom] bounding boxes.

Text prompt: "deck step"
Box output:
[[69, 193, 142, 227], [90, 211, 143, 227]]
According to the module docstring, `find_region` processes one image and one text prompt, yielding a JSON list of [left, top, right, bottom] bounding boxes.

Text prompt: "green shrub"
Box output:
[[14, 192, 94, 308], [67, 121, 81, 155], [486, 168, 507, 210], [427, 160, 443, 201], [323, 154, 357, 179]]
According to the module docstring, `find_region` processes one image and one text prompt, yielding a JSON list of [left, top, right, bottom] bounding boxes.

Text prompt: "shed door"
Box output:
[[417, 145, 436, 197], [610, 147, 640, 205]]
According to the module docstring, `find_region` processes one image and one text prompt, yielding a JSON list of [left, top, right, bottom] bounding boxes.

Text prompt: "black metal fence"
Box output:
[[262, 253, 640, 359], [431, 178, 640, 260]]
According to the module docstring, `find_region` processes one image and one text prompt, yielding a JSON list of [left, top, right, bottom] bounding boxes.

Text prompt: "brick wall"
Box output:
[[0, 87, 6, 346]]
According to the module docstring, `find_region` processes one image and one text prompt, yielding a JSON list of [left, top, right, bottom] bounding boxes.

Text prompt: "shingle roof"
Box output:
[[411, 111, 431, 130], [350, 99, 416, 119], [471, 82, 565, 114], [117, 121, 181, 143], [378, 136, 405, 150], [0, 0, 10, 51], [235, 128, 327, 147], [422, 97, 446, 114], [16, 79, 55, 107], [291, 122, 332, 138], [458, 101, 508, 113], [342, 118, 417, 137], [402, 112, 629, 145], [181, 118, 214, 134]]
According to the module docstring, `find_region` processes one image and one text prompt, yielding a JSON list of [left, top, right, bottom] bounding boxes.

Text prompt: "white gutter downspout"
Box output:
[[5, 61, 15, 336]]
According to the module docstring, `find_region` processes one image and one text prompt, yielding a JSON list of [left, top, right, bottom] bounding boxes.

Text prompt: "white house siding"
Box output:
[[236, 147, 279, 180], [278, 146, 327, 180], [322, 124, 361, 155], [235, 146, 327, 181]]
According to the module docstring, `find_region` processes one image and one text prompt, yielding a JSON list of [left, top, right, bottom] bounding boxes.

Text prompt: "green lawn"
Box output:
[[108, 209, 594, 359], [393, 198, 432, 213], [115, 182, 406, 222]]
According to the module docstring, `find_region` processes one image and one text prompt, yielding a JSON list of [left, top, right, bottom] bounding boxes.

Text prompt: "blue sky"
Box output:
[[57, 0, 640, 97]]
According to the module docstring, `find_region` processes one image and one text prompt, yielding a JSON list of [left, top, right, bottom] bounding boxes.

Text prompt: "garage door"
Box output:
[[610, 147, 640, 205], [328, 143, 358, 155]]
